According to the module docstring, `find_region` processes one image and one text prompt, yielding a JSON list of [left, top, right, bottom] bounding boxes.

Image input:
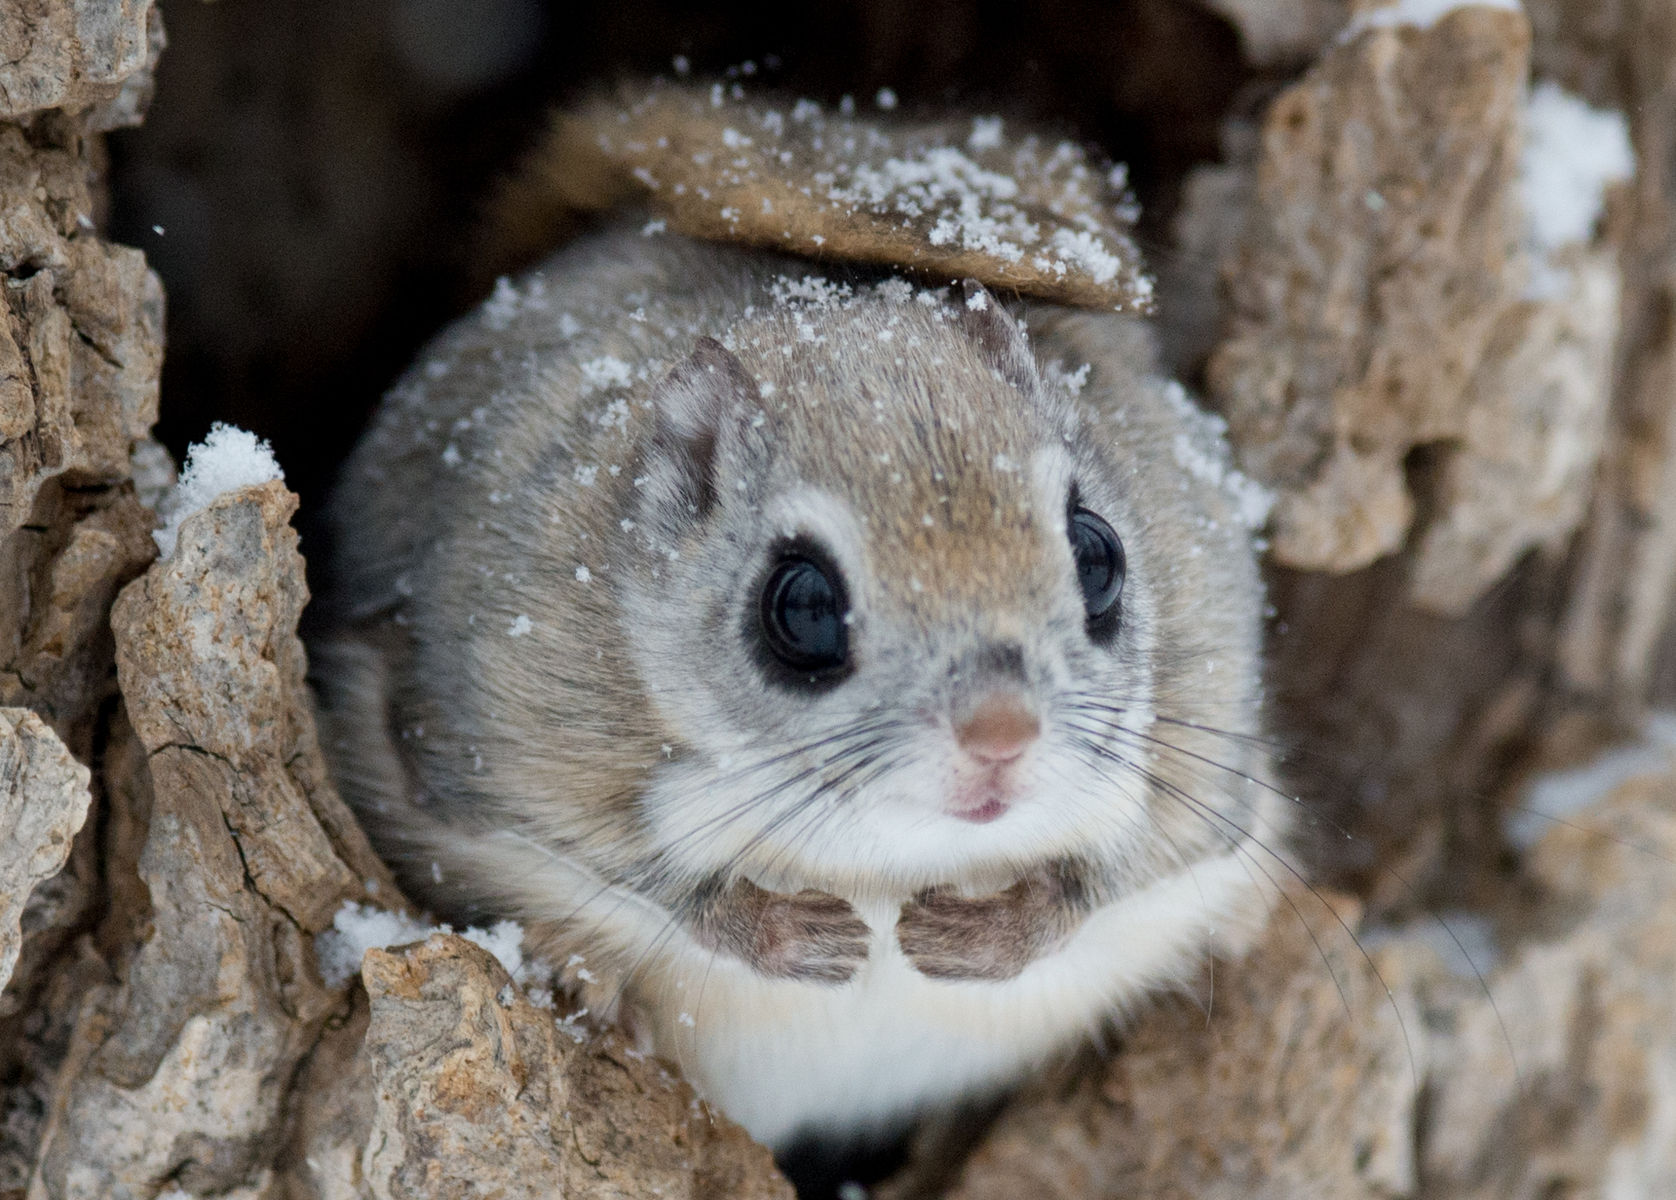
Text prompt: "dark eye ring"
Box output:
[[1069, 507, 1125, 626], [757, 552, 850, 681]]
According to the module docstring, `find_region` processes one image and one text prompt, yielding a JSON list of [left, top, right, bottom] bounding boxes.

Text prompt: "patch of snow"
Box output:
[[1520, 81, 1634, 255], [461, 919, 527, 981], [770, 274, 854, 309], [1048, 228, 1122, 286], [315, 901, 542, 990], [153, 423, 284, 558], [1159, 381, 1274, 530], [315, 903, 436, 988], [1507, 712, 1676, 849]]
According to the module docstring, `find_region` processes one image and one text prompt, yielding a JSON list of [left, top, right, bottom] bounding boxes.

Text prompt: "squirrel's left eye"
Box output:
[[1069, 507, 1125, 625], [756, 551, 850, 686]]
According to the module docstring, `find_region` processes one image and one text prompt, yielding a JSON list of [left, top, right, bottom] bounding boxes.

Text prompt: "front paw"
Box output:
[[744, 886, 872, 984], [896, 886, 1040, 981]]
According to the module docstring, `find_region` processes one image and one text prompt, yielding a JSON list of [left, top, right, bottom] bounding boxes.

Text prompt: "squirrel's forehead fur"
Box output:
[[728, 303, 1069, 615]]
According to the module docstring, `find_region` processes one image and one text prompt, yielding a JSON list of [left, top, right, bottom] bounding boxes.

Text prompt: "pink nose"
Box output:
[[955, 694, 1041, 763]]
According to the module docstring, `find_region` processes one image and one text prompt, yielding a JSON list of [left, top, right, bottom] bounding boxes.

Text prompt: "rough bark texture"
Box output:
[[1167, 0, 1676, 903], [0, 711, 90, 1004], [3, 1, 1676, 1198], [288, 934, 791, 1200]]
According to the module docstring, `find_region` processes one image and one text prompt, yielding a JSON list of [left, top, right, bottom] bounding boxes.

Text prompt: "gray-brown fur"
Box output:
[[689, 877, 872, 984], [312, 217, 1279, 1145], [897, 860, 1092, 981]]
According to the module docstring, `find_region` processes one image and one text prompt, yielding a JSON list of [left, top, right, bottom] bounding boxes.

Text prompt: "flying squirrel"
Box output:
[[311, 85, 1283, 1152]]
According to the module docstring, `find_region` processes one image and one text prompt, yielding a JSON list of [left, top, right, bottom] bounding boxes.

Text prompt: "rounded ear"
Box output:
[[957, 280, 1038, 392], [647, 336, 760, 519]]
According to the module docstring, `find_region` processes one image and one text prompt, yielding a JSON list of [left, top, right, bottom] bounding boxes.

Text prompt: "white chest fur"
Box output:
[[637, 849, 1266, 1148]]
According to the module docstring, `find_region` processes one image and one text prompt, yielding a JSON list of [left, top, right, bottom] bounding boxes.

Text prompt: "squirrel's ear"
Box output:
[[957, 280, 1037, 392], [647, 337, 759, 518]]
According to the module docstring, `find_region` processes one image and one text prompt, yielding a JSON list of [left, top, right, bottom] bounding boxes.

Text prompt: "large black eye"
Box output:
[[1069, 507, 1125, 625], [758, 554, 850, 678]]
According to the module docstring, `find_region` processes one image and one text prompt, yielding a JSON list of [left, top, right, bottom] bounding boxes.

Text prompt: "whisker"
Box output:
[[1084, 714, 1539, 1091], [1067, 729, 1420, 1088]]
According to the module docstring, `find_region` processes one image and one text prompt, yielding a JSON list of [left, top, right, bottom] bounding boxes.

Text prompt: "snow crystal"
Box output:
[[507, 614, 533, 637], [965, 289, 990, 312], [834, 144, 1019, 208], [482, 276, 521, 331], [1049, 228, 1122, 286], [875, 87, 898, 111], [874, 278, 914, 305], [767, 273, 851, 310], [153, 423, 284, 558], [1342, 0, 1521, 39], [130, 438, 176, 513], [968, 116, 1004, 152], [580, 355, 635, 392], [1045, 361, 1092, 395], [574, 565, 593, 583], [1520, 81, 1634, 254], [1507, 712, 1676, 849]]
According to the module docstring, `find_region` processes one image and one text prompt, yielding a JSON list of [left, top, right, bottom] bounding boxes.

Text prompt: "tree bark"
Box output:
[[4, 2, 1676, 1198]]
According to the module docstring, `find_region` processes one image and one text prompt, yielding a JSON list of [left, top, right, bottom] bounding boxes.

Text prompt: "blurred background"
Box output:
[[107, 0, 1257, 511]]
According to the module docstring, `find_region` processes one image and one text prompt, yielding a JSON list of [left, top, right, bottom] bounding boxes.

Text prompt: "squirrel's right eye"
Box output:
[[758, 555, 850, 679]]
